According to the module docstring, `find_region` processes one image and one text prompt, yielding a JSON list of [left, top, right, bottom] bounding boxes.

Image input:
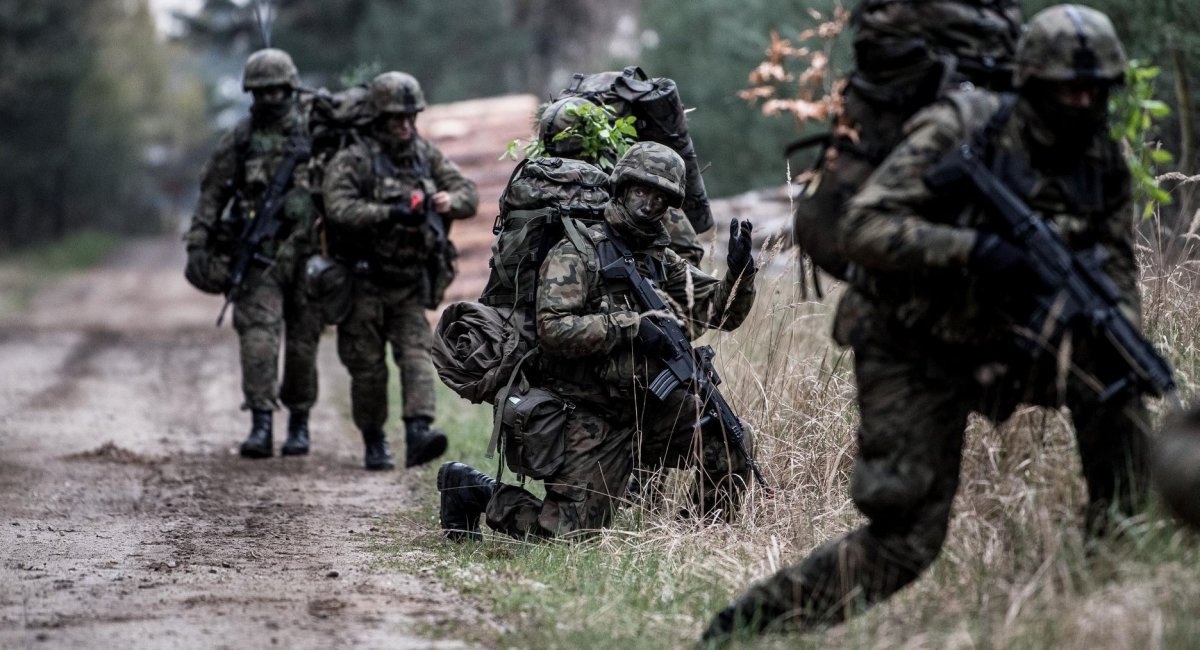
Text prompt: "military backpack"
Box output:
[[789, 0, 1022, 283], [555, 66, 714, 234]]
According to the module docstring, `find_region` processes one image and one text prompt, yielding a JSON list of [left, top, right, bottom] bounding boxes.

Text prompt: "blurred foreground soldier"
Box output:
[[1153, 406, 1200, 528], [323, 71, 479, 470], [704, 5, 1159, 642], [538, 96, 704, 265], [183, 48, 323, 458], [439, 143, 758, 540]]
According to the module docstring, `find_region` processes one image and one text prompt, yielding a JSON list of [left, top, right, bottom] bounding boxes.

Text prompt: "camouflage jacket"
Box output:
[[184, 106, 318, 269], [536, 205, 756, 403], [322, 134, 478, 276], [835, 88, 1137, 350]]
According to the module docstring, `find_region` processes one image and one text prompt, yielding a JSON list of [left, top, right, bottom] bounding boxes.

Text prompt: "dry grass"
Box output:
[[399, 185, 1200, 649]]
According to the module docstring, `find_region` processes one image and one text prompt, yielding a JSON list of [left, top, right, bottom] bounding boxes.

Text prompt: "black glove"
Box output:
[[726, 218, 756, 277], [388, 198, 425, 226], [184, 247, 220, 294], [968, 233, 1043, 286], [635, 314, 674, 357]]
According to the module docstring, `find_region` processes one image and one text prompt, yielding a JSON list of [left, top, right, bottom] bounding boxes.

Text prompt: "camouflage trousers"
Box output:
[[484, 390, 751, 539], [718, 337, 1150, 633], [336, 276, 436, 432], [485, 402, 636, 539], [232, 262, 323, 412]]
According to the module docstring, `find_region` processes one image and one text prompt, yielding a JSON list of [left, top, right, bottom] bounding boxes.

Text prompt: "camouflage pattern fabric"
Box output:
[[663, 206, 703, 266], [537, 203, 755, 404], [481, 200, 756, 539], [711, 336, 1149, 632], [185, 106, 317, 260], [485, 402, 636, 539], [322, 134, 477, 280], [838, 88, 1138, 347], [794, 0, 1021, 278], [710, 81, 1148, 635], [184, 104, 322, 414], [336, 279, 435, 430], [323, 131, 477, 432], [233, 261, 323, 412], [1014, 4, 1126, 86]]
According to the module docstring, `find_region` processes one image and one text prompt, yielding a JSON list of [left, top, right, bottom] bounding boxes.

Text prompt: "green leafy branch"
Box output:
[[1110, 59, 1174, 217], [502, 102, 638, 169]]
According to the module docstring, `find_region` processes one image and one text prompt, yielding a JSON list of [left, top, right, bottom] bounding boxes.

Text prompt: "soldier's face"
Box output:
[[251, 85, 293, 107], [250, 85, 294, 121], [385, 113, 416, 141], [622, 184, 670, 223], [1052, 79, 1108, 111]]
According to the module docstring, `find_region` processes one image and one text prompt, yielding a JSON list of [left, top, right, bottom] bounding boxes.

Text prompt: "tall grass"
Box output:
[[381, 185, 1200, 649]]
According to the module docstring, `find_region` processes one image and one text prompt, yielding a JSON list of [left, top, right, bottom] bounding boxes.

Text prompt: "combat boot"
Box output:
[[362, 429, 395, 471], [239, 409, 273, 459], [404, 417, 448, 468], [281, 409, 310, 456], [437, 461, 497, 541]]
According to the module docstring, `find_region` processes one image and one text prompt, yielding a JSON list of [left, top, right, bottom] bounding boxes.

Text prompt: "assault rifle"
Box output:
[[217, 137, 312, 326], [924, 140, 1179, 408], [598, 226, 769, 489]]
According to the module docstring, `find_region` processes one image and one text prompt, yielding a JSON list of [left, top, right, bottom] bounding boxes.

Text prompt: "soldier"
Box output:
[[184, 48, 323, 459], [438, 142, 758, 541], [538, 96, 706, 265], [322, 71, 479, 470], [703, 5, 1149, 641]]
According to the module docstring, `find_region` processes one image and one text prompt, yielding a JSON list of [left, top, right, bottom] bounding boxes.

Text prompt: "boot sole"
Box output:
[[239, 447, 273, 459], [405, 435, 448, 468], [280, 446, 310, 456]]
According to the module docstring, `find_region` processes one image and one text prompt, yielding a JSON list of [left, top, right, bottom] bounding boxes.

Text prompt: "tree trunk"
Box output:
[[1172, 46, 1195, 175]]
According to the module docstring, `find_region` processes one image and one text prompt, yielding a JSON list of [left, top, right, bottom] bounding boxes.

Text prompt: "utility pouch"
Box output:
[[304, 253, 353, 325], [494, 386, 573, 481]]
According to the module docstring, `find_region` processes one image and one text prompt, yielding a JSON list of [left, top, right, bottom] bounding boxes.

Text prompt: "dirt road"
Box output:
[[0, 239, 489, 649]]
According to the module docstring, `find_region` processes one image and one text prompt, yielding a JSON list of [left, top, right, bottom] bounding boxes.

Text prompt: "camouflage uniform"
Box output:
[[322, 72, 478, 468], [483, 171, 757, 538], [706, 5, 1150, 639], [184, 50, 322, 425]]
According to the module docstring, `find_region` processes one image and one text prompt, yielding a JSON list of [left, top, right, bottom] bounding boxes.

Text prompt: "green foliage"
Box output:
[[503, 103, 638, 169], [337, 60, 384, 88], [1111, 60, 1175, 217]]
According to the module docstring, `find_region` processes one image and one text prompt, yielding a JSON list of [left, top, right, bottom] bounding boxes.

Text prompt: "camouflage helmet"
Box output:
[[610, 142, 685, 208], [1015, 4, 1126, 87], [242, 48, 300, 91], [538, 97, 592, 157], [370, 71, 427, 115]]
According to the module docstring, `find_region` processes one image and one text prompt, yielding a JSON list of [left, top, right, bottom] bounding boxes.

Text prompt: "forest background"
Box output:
[[2, 0, 1197, 251]]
